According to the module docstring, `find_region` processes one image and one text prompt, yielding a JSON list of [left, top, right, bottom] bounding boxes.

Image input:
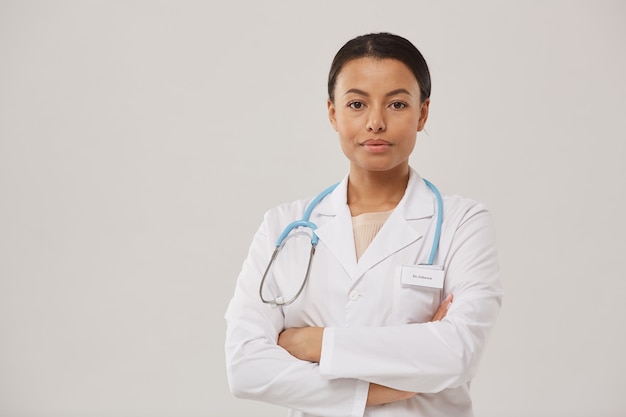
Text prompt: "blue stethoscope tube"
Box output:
[[259, 179, 443, 306]]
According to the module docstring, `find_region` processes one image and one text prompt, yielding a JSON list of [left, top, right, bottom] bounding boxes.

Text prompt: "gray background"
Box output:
[[1, 1, 625, 416]]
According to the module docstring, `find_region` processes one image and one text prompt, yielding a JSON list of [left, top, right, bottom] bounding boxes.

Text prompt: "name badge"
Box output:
[[398, 265, 445, 289]]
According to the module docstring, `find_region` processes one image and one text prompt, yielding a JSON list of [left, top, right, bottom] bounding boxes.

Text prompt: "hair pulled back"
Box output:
[[327, 32, 431, 104]]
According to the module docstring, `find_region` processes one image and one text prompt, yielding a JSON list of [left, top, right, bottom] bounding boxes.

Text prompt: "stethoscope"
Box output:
[[259, 179, 443, 307]]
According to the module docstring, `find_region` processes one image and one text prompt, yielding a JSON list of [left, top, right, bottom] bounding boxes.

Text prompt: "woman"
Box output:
[[225, 32, 503, 417]]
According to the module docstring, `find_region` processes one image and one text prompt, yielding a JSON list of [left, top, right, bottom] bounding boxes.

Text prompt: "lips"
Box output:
[[362, 139, 391, 146], [361, 139, 392, 153]]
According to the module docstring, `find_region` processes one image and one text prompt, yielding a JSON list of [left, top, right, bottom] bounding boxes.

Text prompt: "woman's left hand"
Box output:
[[431, 294, 453, 321]]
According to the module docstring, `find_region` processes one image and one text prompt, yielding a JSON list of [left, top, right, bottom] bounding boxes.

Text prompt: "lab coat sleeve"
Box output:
[[318, 205, 503, 393], [225, 208, 370, 417]]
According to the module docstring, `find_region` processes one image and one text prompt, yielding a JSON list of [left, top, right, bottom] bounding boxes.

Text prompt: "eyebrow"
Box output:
[[343, 88, 413, 97]]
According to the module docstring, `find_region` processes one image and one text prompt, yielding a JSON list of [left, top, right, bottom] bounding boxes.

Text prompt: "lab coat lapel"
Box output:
[[355, 170, 436, 278], [311, 169, 436, 281], [312, 176, 358, 279]]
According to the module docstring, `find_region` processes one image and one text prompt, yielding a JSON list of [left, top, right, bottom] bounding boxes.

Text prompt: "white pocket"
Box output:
[[392, 266, 443, 324]]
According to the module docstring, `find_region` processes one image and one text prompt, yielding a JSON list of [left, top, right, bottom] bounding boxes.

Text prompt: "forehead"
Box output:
[[335, 57, 420, 93]]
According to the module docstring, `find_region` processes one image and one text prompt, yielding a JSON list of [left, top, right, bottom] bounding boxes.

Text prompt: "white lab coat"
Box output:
[[225, 168, 503, 417]]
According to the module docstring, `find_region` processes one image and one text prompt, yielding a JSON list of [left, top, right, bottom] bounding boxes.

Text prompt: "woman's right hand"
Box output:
[[366, 383, 416, 406]]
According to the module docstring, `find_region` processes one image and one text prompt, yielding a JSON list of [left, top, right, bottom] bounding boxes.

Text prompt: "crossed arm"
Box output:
[[277, 294, 454, 406]]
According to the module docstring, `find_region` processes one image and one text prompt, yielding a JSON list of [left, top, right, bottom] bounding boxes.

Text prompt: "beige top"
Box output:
[[352, 210, 393, 260]]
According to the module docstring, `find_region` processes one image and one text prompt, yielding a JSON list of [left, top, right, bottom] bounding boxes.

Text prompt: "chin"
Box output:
[[353, 162, 408, 174]]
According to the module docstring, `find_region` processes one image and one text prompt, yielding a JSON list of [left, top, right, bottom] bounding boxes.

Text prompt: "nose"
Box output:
[[366, 108, 386, 133]]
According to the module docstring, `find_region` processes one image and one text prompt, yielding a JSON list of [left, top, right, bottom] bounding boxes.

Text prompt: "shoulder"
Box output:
[[410, 169, 490, 222], [441, 193, 493, 230], [442, 193, 489, 215], [261, 179, 346, 227], [437, 193, 498, 268], [261, 198, 312, 230]]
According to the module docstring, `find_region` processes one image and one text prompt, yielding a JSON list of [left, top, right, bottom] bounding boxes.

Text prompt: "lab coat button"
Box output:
[[348, 290, 360, 301]]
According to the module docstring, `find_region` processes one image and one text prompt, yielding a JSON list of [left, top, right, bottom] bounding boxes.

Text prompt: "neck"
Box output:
[[347, 165, 410, 216]]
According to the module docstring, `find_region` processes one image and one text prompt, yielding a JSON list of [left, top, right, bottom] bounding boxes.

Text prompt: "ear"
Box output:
[[417, 98, 430, 132], [328, 99, 338, 132]]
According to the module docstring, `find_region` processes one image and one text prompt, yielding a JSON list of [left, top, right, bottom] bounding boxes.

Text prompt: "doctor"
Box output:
[[225, 32, 503, 417]]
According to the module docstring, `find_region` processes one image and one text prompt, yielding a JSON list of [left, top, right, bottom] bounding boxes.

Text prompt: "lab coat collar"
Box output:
[[313, 168, 436, 280], [313, 168, 434, 219]]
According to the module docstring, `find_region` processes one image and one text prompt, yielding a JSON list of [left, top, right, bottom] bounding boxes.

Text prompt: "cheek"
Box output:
[[335, 122, 358, 152], [399, 115, 422, 134], [335, 114, 360, 137], [337, 138, 356, 161]]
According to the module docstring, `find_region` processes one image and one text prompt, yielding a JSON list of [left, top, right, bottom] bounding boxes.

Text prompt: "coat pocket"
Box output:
[[392, 274, 442, 324]]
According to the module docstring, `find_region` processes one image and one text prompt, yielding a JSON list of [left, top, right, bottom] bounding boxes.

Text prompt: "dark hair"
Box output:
[[327, 32, 431, 104]]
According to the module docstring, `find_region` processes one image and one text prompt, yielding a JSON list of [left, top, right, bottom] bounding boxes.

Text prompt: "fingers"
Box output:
[[431, 294, 453, 321], [366, 383, 418, 406]]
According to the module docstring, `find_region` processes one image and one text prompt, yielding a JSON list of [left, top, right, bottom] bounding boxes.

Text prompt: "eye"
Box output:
[[391, 101, 407, 110], [348, 101, 365, 110]]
